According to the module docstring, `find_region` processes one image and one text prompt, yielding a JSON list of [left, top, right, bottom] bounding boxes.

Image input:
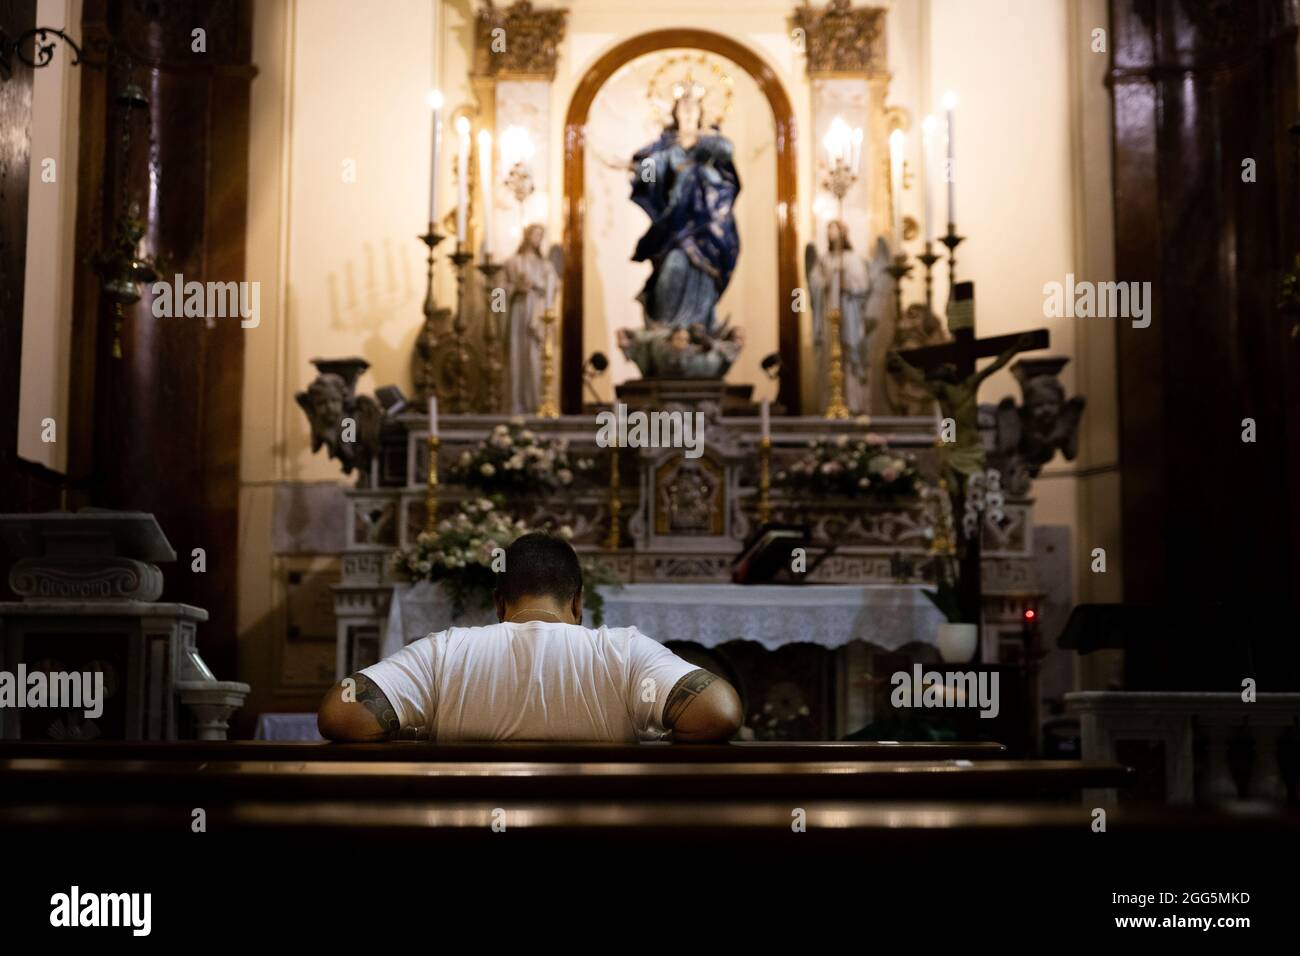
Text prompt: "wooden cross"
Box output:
[[895, 281, 1050, 655]]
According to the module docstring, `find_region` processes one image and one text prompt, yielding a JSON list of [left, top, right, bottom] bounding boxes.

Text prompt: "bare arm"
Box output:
[[663, 669, 744, 743], [317, 672, 400, 742]]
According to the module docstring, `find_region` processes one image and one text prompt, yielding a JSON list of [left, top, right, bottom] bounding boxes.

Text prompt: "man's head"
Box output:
[[494, 532, 584, 624]]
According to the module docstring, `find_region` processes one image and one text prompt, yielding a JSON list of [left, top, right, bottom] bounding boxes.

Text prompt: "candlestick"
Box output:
[[449, 246, 474, 411], [424, 434, 440, 532], [455, 116, 470, 245], [536, 309, 560, 418], [886, 253, 915, 334], [605, 438, 621, 550], [477, 128, 494, 256], [823, 306, 850, 420], [941, 223, 965, 295], [758, 436, 772, 526], [917, 241, 941, 319], [889, 129, 905, 251], [478, 256, 504, 413], [942, 91, 958, 228], [427, 90, 443, 224]]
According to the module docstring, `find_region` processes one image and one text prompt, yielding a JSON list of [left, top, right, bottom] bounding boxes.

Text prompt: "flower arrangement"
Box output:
[[448, 420, 594, 496], [391, 498, 619, 624], [774, 433, 921, 501]]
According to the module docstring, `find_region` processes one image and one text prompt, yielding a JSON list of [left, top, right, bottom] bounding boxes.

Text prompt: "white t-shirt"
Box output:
[[359, 622, 700, 742]]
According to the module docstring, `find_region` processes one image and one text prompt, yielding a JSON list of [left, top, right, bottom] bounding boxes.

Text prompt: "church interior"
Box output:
[[2, 0, 1299, 934]]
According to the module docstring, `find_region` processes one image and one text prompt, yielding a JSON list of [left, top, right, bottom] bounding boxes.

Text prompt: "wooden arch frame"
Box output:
[[561, 29, 799, 413]]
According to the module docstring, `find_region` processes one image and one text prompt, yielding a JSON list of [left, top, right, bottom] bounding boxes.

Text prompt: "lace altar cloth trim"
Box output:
[[383, 582, 944, 659]]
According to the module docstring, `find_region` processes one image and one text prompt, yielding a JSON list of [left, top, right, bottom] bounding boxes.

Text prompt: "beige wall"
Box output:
[[240, 0, 1122, 699]]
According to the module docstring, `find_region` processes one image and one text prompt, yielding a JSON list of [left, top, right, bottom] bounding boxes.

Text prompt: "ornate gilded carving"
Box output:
[[474, 1, 568, 80], [791, 0, 888, 76]]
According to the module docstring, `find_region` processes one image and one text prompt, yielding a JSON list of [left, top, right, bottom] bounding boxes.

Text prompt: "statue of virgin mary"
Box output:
[[628, 88, 741, 333]]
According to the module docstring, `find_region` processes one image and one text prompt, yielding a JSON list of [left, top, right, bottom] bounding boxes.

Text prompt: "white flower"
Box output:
[[558, 524, 574, 539], [480, 463, 496, 477], [558, 468, 573, 485], [835, 434, 849, 448], [519, 429, 536, 442], [459, 451, 472, 466], [477, 498, 494, 511]]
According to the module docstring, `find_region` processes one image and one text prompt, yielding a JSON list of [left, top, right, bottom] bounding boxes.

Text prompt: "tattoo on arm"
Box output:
[[662, 669, 718, 728], [351, 673, 400, 738]]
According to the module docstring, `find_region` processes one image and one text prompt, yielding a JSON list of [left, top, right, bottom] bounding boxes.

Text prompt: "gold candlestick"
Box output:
[[478, 256, 505, 415], [424, 434, 441, 533], [823, 307, 850, 419], [449, 247, 474, 412], [758, 436, 773, 524], [604, 440, 621, 550], [536, 309, 559, 418], [940, 222, 965, 296]]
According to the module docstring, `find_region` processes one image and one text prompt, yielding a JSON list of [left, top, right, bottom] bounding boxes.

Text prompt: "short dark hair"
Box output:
[[497, 532, 583, 605]]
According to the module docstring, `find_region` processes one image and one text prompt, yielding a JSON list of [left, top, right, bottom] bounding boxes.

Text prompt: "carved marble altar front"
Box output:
[[330, 405, 1046, 678]]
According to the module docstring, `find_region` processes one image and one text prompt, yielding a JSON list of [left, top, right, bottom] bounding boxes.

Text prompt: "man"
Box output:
[[318, 533, 743, 742]]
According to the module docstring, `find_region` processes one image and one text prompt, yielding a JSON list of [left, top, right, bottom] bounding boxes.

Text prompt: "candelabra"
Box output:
[[605, 440, 621, 550], [536, 309, 560, 418], [941, 222, 965, 295], [886, 253, 914, 333], [757, 436, 773, 524], [424, 434, 440, 533], [821, 151, 857, 420], [478, 255, 504, 414], [448, 246, 474, 411]]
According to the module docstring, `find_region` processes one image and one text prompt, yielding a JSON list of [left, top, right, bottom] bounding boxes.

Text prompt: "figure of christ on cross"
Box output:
[[885, 281, 1049, 648]]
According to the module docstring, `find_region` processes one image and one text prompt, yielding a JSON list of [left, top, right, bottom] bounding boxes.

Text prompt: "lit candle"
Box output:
[[455, 116, 470, 246], [823, 116, 851, 168], [428, 394, 438, 438], [427, 90, 443, 225], [478, 128, 494, 257], [943, 91, 958, 229], [921, 115, 939, 244], [760, 398, 770, 442], [889, 128, 905, 250]]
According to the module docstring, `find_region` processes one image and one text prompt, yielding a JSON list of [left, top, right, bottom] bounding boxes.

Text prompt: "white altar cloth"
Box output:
[[381, 581, 944, 659]]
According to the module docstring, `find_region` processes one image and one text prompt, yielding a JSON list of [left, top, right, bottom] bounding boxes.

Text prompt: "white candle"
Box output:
[[760, 398, 770, 441], [889, 128, 905, 250], [428, 395, 438, 438], [921, 115, 938, 244], [427, 90, 443, 225], [455, 116, 470, 245], [478, 128, 494, 257], [943, 91, 958, 228]]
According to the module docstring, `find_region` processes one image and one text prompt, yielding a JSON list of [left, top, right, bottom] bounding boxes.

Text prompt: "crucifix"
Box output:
[[886, 281, 1049, 651]]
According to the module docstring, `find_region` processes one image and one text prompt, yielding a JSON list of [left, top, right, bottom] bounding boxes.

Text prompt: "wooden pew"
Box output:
[[0, 739, 1007, 763], [0, 755, 1128, 802]]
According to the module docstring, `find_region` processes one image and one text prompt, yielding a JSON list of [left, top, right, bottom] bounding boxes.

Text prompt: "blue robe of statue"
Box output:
[[630, 129, 741, 332]]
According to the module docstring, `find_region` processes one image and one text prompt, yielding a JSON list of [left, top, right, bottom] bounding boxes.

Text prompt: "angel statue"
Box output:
[[806, 224, 889, 413], [989, 357, 1086, 495], [504, 223, 563, 414], [596, 80, 740, 353]]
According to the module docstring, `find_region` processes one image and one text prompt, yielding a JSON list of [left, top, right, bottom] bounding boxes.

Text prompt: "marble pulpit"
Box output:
[[0, 511, 250, 740]]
